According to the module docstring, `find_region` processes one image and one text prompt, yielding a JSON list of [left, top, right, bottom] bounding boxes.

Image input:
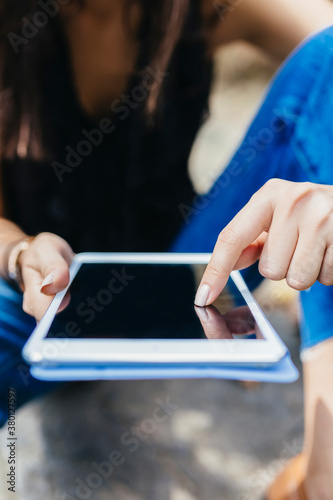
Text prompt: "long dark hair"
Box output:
[[0, 0, 189, 161]]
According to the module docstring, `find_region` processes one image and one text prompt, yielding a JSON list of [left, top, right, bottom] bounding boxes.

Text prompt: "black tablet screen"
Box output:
[[46, 263, 265, 341]]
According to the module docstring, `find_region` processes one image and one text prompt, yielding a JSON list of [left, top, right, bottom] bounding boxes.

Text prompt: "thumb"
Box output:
[[40, 257, 71, 295]]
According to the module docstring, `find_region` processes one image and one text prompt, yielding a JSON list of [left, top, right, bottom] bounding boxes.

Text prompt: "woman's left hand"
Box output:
[[195, 179, 333, 307]]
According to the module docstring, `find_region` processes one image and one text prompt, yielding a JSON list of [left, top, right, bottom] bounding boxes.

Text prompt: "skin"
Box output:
[[196, 180, 333, 306], [1, 1, 333, 497], [302, 341, 333, 500], [60, 0, 141, 119]]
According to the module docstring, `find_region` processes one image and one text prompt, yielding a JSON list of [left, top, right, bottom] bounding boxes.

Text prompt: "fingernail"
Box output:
[[195, 306, 209, 323], [194, 283, 210, 307], [40, 272, 54, 292]]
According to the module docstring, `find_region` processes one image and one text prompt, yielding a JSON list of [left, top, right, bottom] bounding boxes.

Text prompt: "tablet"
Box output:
[[30, 354, 298, 383], [22, 253, 287, 367]]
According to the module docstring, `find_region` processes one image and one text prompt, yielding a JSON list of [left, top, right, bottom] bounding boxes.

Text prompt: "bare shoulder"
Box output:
[[200, 0, 333, 61]]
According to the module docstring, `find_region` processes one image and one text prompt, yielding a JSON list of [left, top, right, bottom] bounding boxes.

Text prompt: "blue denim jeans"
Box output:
[[0, 279, 59, 427], [1, 27, 333, 426]]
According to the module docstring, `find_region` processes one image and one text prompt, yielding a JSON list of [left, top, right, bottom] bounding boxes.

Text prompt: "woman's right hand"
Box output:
[[18, 232, 75, 322]]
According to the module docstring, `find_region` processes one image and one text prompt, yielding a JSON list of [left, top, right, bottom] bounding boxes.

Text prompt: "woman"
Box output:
[[1, 1, 333, 498]]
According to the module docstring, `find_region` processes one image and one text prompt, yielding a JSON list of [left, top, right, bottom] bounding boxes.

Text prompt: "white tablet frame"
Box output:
[[22, 253, 287, 367]]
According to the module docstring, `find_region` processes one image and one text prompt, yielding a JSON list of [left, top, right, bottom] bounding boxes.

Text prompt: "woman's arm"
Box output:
[[202, 0, 333, 60]]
